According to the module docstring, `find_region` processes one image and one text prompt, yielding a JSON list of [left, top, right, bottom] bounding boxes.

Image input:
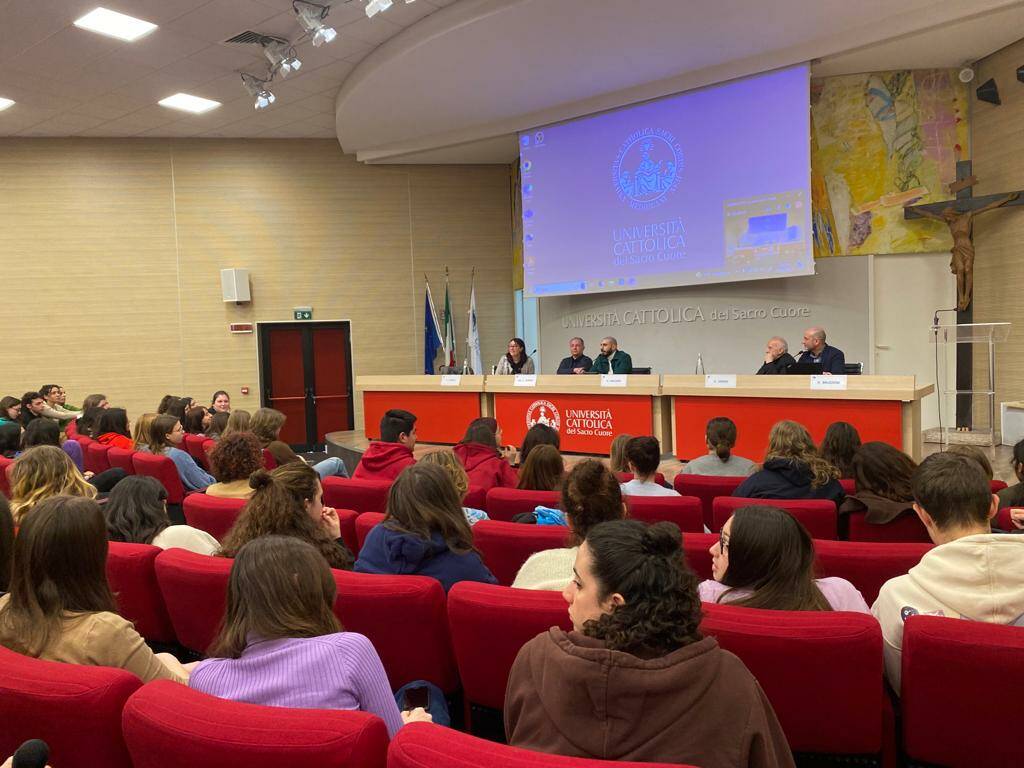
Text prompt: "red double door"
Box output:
[[259, 322, 354, 451]]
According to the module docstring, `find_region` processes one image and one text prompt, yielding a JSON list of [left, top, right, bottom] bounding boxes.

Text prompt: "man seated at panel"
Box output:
[[556, 337, 593, 375], [352, 409, 418, 481], [589, 336, 633, 375], [756, 337, 797, 375], [795, 326, 845, 374], [871, 452, 1024, 694]]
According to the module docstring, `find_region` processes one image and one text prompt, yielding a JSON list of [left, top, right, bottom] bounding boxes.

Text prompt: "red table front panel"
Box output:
[[363, 391, 481, 444], [673, 395, 903, 461], [494, 393, 654, 455]]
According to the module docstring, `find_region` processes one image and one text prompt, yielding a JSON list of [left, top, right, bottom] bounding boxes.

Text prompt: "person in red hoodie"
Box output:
[[453, 417, 518, 491], [353, 409, 418, 481]]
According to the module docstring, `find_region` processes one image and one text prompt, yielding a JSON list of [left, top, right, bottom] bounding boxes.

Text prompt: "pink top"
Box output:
[[699, 577, 871, 613]]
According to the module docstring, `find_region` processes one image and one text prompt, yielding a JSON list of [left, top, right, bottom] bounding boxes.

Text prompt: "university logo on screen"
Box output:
[[526, 400, 615, 438], [612, 128, 683, 211]]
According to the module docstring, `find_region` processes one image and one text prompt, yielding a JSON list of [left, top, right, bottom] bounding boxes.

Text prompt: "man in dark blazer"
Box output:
[[796, 326, 846, 374], [756, 337, 797, 374]]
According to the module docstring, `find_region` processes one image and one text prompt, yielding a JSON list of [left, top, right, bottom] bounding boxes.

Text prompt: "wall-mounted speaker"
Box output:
[[221, 268, 251, 303], [1016, 65, 1024, 84], [976, 78, 1001, 105]]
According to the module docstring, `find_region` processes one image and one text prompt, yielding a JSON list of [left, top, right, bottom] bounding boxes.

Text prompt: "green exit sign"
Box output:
[[293, 307, 313, 321]]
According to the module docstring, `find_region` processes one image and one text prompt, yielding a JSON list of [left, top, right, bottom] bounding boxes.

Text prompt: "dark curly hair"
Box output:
[[561, 459, 624, 545], [209, 432, 264, 483], [582, 520, 702, 658]]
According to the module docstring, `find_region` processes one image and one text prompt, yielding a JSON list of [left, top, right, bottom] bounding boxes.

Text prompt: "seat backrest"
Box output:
[[839, 477, 855, 494], [122, 679, 389, 768], [388, 722, 690, 768], [0, 645, 141, 768], [844, 510, 931, 543], [901, 615, 1024, 768], [713, 496, 838, 539], [447, 582, 571, 711], [681, 532, 716, 580], [155, 548, 231, 654], [85, 441, 112, 474], [813, 539, 932, 604], [182, 494, 248, 542], [624, 495, 703, 531], [0, 455, 12, 497], [75, 434, 95, 447], [322, 476, 392, 513], [672, 474, 746, 528], [200, 439, 216, 470], [471, 520, 571, 586], [701, 603, 883, 756], [337, 507, 359, 556], [107, 446, 136, 475], [484, 488, 560, 522], [464, 485, 487, 511], [355, 512, 387, 552], [183, 434, 208, 466], [106, 541, 176, 643], [261, 447, 277, 469], [995, 506, 1015, 532], [132, 452, 187, 504], [990, 479, 1008, 492]]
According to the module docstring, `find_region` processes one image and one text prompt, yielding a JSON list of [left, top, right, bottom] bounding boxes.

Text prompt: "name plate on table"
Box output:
[[440, 374, 462, 386], [514, 374, 537, 387], [601, 374, 628, 388], [810, 375, 848, 390], [705, 374, 737, 388]]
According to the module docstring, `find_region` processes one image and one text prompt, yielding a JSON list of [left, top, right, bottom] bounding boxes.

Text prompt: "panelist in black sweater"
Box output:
[[756, 337, 796, 375]]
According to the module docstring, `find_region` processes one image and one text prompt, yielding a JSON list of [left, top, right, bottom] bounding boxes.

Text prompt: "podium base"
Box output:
[[923, 427, 996, 447]]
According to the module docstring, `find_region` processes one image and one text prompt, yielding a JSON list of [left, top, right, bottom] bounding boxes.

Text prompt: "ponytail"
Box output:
[[706, 417, 737, 463]]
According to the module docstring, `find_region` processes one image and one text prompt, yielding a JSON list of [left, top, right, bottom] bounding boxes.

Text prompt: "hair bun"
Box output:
[[641, 522, 681, 556], [249, 469, 274, 491]]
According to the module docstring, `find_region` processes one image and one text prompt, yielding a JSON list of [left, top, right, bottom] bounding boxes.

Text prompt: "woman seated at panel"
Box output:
[[190, 536, 430, 733], [838, 442, 918, 528], [701, 506, 868, 612], [141, 414, 215, 492], [355, 463, 496, 591], [182, 406, 212, 436], [8, 446, 124, 523], [105, 476, 218, 555], [512, 460, 626, 591], [733, 420, 844, 503], [819, 421, 861, 479], [94, 407, 134, 450], [620, 436, 679, 496], [516, 444, 564, 492], [219, 463, 353, 570], [680, 417, 756, 477], [21, 418, 84, 472], [206, 432, 264, 499], [505, 519, 794, 768], [494, 337, 535, 375], [419, 449, 489, 525], [249, 407, 348, 479], [453, 417, 518, 491], [0, 496, 191, 683]]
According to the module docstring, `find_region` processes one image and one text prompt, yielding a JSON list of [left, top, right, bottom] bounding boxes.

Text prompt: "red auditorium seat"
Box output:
[[107, 446, 136, 475], [681, 531, 716, 579], [133, 452, 187, 504], [74, 434, 95, 447], [322, 476, 392, 513], [615, 471, 666, 486], [155, 548, 230, 654], [0, 455, 12, 497], [201, 439, 217, 469], [471, 520, 570, 586], [0, 645, 141, 768], [388, 722, 692, 768], [712, 496, 838, 539], [839, 477, 855, 494], [261, 447, 277, 469], [844, 510, 931, 542], [902, 615, 1024, 768], [672, 474, 747, 528], [337, 507, 359, 555], [182, 494, 247, 542], [464, 485, 487, 511], [995, 506, 1018, 532], [106, 541, 176, 644], [122, 679, 389, 768], [485, 488, 560, 521], [356, 511, 386, 552], [813, 539, 932, 604], [85, 441, 112, 474], [624, 495, 703, 531], [990, 479, 1008, 492], [183, 434, 208, 468]]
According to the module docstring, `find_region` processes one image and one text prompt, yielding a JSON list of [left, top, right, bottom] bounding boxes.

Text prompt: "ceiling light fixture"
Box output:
[[159, 93, 222, 114], [0, 97, 14, 112], [293, 0, 337, 47], [365, 0, 416, 18], [73, 7, 157, 42], [261, 37, 302, 77], [241, 73, 276, 110]]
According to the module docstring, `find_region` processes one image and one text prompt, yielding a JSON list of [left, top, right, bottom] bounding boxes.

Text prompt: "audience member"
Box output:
[[0, 496, 190, 683], [820, 422, 861, 479], [220, 463, 353, 570], [702, 506, 868, 611], [506, 519, 794, 767], [733, 421, 844, 503], [419, 450, 489, 525], [945, 444, 994, 480], [838, 442, 917, 526], [516, 444, 564, 492], [681, 417, 756, 477], [621, 436, 678, 496], [209, 390, 231, 414], [206, 432, 263, 499], [182, 406, 211, 435], [0, 423, 20, 459], [165, 397, 192, 422], [495, 337, 535, 375], [512, 460, 626, 591], [519, 423, 560, 467], [21, 419, 84, 472], [355, 463, 496, 591], [131, 412, 158, 451], [157, 394, 176, 415], [0, 496, 13, 594], [142, 414, 215, 491], [94, 408, 134, 449], [77, 407, 105, 439], [221, 408, 251, 437], [38, 385, 79, 424], [608, 433, 633, 473], [250, 407, 348, 480], [997, 438, 1024, 508], [453, 418, 518, 490], [353, 409, 418, 481], [19, 392, 46, 427], [81, 394, 109, 411], [0, 396, 21, 425], [105, 476, 218, 555], [872, 453, 1024, 693], [206, 411, 230, 439], [8, 446, 98, 523]]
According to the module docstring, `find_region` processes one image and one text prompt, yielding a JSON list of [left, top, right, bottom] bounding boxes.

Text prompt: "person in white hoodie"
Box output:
[[871, 452, 1024, 693]]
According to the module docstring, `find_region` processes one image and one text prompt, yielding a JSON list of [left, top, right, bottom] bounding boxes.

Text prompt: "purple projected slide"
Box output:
[[520, 65, 812, 298]]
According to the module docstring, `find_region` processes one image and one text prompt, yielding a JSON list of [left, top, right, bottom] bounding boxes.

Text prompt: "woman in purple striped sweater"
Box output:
[[189, 535, 430, 735]]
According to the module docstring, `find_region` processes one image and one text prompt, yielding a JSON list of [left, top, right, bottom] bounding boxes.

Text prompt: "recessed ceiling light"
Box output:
[[0, 98, 14, 112], [158, 93, 221, 114], [73, 7, 157, 42]]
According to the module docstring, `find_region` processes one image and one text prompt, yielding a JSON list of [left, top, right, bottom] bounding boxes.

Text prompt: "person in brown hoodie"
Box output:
[[838, 441, 918, 526], [505, 519, 795, 768], [353, 409, 418, 481]]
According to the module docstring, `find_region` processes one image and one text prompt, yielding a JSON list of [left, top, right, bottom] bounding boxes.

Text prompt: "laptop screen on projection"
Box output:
[[519, 64, 813, 298]]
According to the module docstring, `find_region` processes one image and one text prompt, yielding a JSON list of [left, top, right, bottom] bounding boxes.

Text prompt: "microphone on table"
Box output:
[[13, 739, 49, 768]]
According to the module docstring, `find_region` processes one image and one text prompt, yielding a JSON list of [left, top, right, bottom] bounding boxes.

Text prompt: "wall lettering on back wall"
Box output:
[[561, 305, 811, 328]]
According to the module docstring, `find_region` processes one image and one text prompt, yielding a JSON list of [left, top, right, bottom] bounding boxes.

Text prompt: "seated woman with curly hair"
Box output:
[[206, 432, 264, 499], [506, 519, 794, 768]]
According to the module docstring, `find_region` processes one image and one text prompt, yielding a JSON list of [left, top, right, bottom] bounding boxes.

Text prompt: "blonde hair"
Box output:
[[419, 450, 469, 498], [764, 420, 839, 489], [132, 412, 158, 451], [609, 434, 633, 473], [9, 446, 97, 523], [222, 409, 251, 438], [249, 408, 286, 445]]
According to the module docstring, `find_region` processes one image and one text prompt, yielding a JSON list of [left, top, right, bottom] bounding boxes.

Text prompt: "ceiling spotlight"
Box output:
[[0, 97, 14, 112], [241, 73, 276, 110], [958, 66, 975, 84], [262, 37, 302, 77], [365, 0, 393, 17], [294, 0, 337, 47]]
